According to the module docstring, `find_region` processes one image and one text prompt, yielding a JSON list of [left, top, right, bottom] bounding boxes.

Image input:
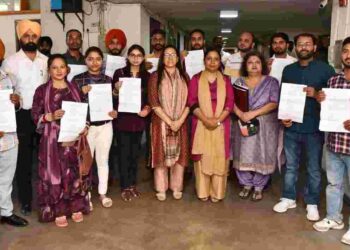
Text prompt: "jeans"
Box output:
[[325, 149, 350, 224], [282, 130, 324, 204], [0, 146, 18, 216]]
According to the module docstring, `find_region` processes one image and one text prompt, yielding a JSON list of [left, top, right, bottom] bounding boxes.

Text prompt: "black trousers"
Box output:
[[15, 109, 36, 206], [117, 131, 143, 190]]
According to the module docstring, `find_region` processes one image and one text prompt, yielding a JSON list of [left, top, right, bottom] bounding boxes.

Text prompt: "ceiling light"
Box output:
[[220, 10, 238, 19], [221, 28, 232, 34]]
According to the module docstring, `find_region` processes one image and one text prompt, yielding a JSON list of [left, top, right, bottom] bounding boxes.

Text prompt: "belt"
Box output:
[[90, 120, 111, 127]]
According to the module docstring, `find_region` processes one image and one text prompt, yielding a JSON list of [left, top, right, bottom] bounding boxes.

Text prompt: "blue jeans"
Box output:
[[326, 149, 350, 224], [282, 130, 324, 204]]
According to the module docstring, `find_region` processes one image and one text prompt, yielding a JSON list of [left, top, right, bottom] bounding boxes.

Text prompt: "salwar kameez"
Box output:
[[232, 76, 281, 190], [32, 81, 91, 222], [148, 70, 189, 193], [188, 72, 234, 200]]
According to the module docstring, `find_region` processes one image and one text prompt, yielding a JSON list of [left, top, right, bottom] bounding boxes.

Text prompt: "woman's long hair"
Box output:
[[156, 45, 187, 86], [125, 44, 147, 78]]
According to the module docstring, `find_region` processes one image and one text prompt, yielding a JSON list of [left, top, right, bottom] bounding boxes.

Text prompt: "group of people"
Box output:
[[1, 18, 350, 246]]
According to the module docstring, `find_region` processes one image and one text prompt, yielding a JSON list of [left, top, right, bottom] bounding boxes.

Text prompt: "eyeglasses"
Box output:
[[164, 53, 177, 59], [129, 54, 143, 59]]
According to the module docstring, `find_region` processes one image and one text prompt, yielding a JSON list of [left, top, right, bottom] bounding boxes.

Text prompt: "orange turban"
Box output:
[[105, 29, 127, 49], [16, 19, 41, 39], [0, 39, 5, 61]]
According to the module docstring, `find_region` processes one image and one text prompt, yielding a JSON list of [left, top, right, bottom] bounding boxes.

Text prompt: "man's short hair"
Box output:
[[38, 36, 53, 47], [66, 29, 82, 40], [270, 32, 289, 44], [151, 29, 166, 38], [343, 36, 350, 48], [294, 33, 317, 45], [190, 29, 205, 39]]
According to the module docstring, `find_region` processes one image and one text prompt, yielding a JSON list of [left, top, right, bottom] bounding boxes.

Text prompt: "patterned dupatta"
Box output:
[[159, 69, 188, 167], [40, 79, 81, 185]]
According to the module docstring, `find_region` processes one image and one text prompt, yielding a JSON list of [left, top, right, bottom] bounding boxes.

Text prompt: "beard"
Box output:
[[21, 41, 37, 52], [109, 48, 121, 56], [343, 58, 350, 68], [239, 47, 252, 53], [192, 43, 203, 50], [273, 48, 287, 55], [296, 50, 314, 60]]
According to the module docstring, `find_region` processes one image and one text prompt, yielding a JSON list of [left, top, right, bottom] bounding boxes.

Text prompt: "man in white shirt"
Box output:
[[269, 32, 297, 84], [212, 35, 230, 65], [1, 19, 48, 215], [224, 31, 255, 83]]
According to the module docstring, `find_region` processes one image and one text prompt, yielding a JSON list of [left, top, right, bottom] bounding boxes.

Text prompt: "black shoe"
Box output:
[[20, 204, 32, 216], [1, 214, 28, 227]]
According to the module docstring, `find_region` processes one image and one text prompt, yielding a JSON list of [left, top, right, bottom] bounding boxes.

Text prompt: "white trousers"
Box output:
[[0, 145, 18, 216], [87, 122, 113, 195]]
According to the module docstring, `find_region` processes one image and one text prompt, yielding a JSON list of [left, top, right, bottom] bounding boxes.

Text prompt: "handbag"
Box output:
[[77, 135, 93, 177]]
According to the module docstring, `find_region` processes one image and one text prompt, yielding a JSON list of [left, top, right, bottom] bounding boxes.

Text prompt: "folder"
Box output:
[[233, 84, 249, 112]]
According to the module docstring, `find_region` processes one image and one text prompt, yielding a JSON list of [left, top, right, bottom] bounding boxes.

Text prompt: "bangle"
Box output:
[[42, 114, 47, 123]]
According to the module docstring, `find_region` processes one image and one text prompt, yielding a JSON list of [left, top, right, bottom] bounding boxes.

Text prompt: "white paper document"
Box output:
[[58, 101, 88, 142], [0, 89, 16, 132], [105, 55, 126, 78], [185, 50, 205, 79], [147, 58, 159, 73], [320, 88, 350, 133], [118, 77, 141, 113], [67, 65, 88, 82], [88, 84, 113, 122], [270, 58, 296, 84], [278, 83, 307, 123]]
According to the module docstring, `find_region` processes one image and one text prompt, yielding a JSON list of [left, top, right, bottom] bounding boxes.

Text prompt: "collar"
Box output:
[[18, 49, 46, 60]]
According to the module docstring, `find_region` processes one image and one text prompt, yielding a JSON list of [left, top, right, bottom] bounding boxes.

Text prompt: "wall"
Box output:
[[329, 0, 350, 66]]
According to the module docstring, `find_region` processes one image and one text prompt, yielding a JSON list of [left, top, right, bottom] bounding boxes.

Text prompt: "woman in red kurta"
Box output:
[[148, 45, 190, 201]]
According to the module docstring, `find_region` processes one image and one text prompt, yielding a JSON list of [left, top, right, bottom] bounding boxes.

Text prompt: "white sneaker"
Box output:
[[313, 218, 344, 232], [306, 205, 320, 221], [273, 198, 297, 213], [341, 229, 350, 245], [156, 192, 166, 201]]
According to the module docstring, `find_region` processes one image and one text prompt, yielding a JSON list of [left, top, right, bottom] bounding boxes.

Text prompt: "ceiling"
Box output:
[[108, 0, 332, 46]]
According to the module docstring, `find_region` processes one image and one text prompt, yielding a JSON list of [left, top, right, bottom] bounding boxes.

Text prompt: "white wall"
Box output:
[[0, 1, 157, 58], [329, 0, 350, 66]]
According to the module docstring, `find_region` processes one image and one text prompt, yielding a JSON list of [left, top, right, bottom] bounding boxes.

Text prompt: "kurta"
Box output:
[[188, 72, 234, 162], [32, 81, 90, 222], [232, 75, 280, 175], [148, 72, 189, 168]]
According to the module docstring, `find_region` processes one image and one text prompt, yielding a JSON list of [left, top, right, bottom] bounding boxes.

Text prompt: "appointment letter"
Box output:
[[58, 101, 88, 142], [278, 83, 307, 123], [88, 84, 113, 122], [0, 89, 16, 132], [118, 77, 141, 113]]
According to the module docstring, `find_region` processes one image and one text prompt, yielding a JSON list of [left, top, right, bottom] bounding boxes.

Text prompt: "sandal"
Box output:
[[210, 197, 220, 203], [121, 189, 132, 202], [72, 212, 83, 223], [55, 216, 68, 227], [251, 190, 263, 202], [100, 195, 113, 208], [173, 191, 183, 200], [156, 192, 166, 201], [130, 186, 141, 198], [199, 197, 209, 202], [88, 192, 93, 212], [239, 186, 252, 199]]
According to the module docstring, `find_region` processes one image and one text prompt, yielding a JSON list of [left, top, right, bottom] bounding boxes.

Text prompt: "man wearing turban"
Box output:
[[1, 19, 48, 216], [105, 29, 127, 56]]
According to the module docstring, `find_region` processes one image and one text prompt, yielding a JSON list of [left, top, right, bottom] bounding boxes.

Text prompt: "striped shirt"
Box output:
[[327, 72, 350, 155]]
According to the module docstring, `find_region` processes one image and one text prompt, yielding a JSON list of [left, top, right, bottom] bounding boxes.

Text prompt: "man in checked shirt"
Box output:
[[313, 36, 350, 245]]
